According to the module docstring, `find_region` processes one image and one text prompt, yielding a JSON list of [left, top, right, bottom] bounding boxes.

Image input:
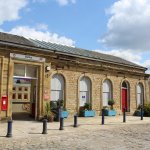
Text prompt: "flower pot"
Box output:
[[104, 109, 116, 116], [61, 111, 69, 118], [47, 116, 54, 122], [81, 110, 95, 117]]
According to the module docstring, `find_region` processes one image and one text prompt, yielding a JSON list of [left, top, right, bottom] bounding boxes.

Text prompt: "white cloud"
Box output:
[[35, 23, 48, 31], [56, 0, 76, 6], [0, 0, 27, 25], [8, 26, 75, 46], [100, 0, 150, 51]]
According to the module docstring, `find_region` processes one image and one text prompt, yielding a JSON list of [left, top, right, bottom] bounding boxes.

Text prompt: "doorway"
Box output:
[[121, 81, 130, 112], [12, 64, 38, 120]]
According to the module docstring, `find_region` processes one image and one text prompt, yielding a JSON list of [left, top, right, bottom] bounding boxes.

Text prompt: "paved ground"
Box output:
[[0, 116, 150, 150]]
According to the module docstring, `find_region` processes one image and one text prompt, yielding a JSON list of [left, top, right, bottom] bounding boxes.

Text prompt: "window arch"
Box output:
[[51, 74, 65, 101], [79, 76, 91, 106], [137, 83, 144, 107], [102, 79, 112, 106]]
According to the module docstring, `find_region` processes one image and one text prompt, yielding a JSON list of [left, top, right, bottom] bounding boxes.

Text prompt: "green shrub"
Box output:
[[108, 99, 115, 110], [50, 101, 58, 109], [57, 99, 64, 107], [84, 103, 92, 110], [144, 103, 150, 116]]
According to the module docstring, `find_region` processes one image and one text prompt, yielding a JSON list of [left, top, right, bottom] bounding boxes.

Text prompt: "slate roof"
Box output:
[[29, 39, 146, 70], [0, 32, 35, 47], [0, 32, 146, 70]]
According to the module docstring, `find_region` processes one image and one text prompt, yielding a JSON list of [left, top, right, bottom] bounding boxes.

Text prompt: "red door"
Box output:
[[122, 89, 127, 112]]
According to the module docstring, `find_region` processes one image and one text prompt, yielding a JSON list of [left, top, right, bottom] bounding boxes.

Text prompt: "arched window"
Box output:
[[137, 83, 144, 107], [79, 76, 91, 106], [102, 79, 112, 106], [51, 74, 65, 101]]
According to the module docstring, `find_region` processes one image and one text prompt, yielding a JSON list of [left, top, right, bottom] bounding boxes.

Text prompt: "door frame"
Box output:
[[8, 60, 44, 120], [121, 81, 130, 112], [12, 76, 38, 120]]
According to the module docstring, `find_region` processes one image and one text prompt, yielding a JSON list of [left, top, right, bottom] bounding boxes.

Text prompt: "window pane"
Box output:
[[103, 92, 109, 106], [51, 90, 63, 101], [122, 82, 127, 88], [14, 64, 25, 76], [80, 77, 91, 91], [80, 91, 89, 106], [51, 74, 64, 90], [26, 65, 37, 78], [137, 93, 141, 106]]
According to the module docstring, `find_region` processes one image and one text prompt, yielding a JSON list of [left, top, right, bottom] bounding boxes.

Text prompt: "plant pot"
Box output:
[[47, 116, 54, 122], [61, 111, 69, 118], [104, 109, 116, 116], [81, 110, 95, 117]]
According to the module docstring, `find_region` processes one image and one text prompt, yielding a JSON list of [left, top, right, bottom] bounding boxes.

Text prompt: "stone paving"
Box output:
[[0, 116, 150, 150]]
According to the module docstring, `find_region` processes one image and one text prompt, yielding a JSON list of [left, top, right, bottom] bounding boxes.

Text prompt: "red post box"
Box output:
[[1, 95, 8, 111]]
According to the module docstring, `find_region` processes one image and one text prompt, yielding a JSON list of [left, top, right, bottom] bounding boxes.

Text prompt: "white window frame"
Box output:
[[79, 77, 91, 106], [102, 79, 112, 107], [51, 74, 65, 101], [137, 83, 144, 107]]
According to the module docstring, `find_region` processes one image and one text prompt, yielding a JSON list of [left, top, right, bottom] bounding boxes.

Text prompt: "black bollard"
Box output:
[[6, 120, 13, 138], [74, 114, 78, 127], [123, 107, 126, 123], [101, 109, 105, 125], [59, 117, 64, 130], [141, 105, 143, 120], [42, 119, 47, 134]]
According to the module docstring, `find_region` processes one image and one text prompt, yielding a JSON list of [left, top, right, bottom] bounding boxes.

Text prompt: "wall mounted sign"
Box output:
[[44, 94, 49, 100], [10, 53, 45, 62], [44, 89, 49, 100]]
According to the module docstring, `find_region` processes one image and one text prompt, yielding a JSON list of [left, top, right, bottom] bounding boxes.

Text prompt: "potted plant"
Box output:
[[80, 103, 95, 117], [104, 99, 116, 116], [57, 99, 69, 118], [50, 100, 69, 121], [44, 102, 55, 122]]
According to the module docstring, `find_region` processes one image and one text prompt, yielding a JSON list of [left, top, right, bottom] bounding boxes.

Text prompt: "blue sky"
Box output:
[[0, 0, 150, 72]]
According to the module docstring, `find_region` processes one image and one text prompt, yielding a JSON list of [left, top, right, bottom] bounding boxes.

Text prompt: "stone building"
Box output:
[[0, 32, 149, 120]]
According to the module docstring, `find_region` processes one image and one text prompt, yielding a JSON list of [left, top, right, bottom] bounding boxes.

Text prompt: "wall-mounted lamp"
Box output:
[[45, 66, 51, 72]]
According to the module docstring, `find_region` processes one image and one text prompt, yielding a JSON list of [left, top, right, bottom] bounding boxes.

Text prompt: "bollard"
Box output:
[[141, 105, 143, 120], [59, 117, 64, 130], [42, 119, 47, 134], [74, 114, 78, 127], [101, 109, 105, 125], [123, 107, 126, 123], [6, 120, 13, 138]]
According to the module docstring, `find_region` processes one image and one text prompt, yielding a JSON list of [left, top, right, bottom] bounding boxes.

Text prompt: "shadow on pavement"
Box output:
[[12, 113, 35, 121]]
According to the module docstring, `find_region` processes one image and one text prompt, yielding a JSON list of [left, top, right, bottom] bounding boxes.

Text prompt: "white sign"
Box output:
[[10, 53, 45, 62]]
